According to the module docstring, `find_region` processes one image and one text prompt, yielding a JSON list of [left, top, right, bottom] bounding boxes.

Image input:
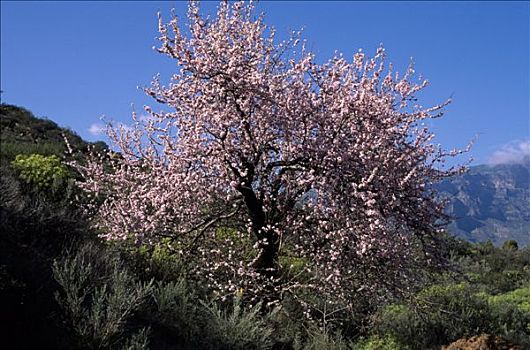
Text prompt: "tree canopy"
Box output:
[[76, 1, 468, 311]]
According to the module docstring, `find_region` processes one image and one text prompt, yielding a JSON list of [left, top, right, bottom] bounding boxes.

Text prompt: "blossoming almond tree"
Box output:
[[77, 1, 468, 312]]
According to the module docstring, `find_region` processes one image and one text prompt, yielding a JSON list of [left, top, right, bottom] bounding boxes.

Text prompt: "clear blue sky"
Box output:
[[1, 1, 529, 165]]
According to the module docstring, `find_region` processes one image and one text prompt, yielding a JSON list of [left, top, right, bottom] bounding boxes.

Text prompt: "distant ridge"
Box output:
[[438, 159, 530, 246]]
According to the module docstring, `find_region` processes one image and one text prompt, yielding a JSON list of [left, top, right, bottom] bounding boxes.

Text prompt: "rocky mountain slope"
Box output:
[[438, 159, 530, 246]]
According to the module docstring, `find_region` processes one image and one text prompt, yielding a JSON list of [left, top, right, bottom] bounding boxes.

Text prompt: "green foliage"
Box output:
[[215, 226, 244, 242], [120, 328, 150, 350], [214, 226, 256, 263], [294, 326, 353, 350], [12, 153, 70, 189], [147, 275, 282, 349], [489, 286, 530, 314], [375, 282, 530, 349], [151, 278, 204, 341], [502, 239, 519, 251], [375, 283, 492, 348], [53, 244, 153, 349], [374, 304, 418, 345], [352, 335, 410, 350], [127, 238, 188, 281], [487, 285, 530, 346], [279, 255, 309, 278], [488, 300, 530, 347], [0, 159, 89, 348], [277, 242, 312, 284], [1, 141, 65, 162], [451, 238, 530, 294], [418, 283, 493, 335], [203, 297, 275, 350]]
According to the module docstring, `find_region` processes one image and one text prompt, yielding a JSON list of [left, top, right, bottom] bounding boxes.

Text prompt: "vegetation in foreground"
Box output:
[[1, 103, 529, 349]]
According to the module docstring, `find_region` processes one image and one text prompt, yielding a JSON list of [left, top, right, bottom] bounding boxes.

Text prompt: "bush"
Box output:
[[0, 141, 65, 163], [502, 240, 519, 251], [120, 328, 151, 350], [488, 286, 530, 314], [375, 283, 494, 348], [374, 304, 420, 347], [11, 153, 70, 191], [202, 297, 275, 350], [488, 286, 530, 347], [53, 243, 153, 349], [150, 278, 204, 343], [352, 335, 410, 350], [455, 243, 530, 294], [0, 162, 88, 348], [488, 300, 530, 348], [375, 282, 530, 349], [293, 325, 353, 350], [147, 276, 281, 349]]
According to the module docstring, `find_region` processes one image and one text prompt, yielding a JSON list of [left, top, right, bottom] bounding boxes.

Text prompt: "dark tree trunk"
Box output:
[[236, 183, 279, 275], [250, 231, 279, 272]]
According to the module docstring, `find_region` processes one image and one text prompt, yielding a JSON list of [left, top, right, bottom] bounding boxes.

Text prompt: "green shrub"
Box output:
[[125, 239, 188, 282], [375, 282, 530, 349], [455, 244, 530, 294], [488, 300, 530, 347], [374, 304, 419, 346], [352, 335, 410, 350], [203, 297, 275, 350], [53, 244, 153, 349], [11, 153, 70, 189], [375, 283, 494, 348], [292, 325, 353, 350], [120, 328, 150, 350], [151, 278, 203, 341], [489, 286, 530, 314], [488, 286, 530, 347], [0, 141, 64, 162], [0, 161, 91, 348], [148, 278, 282, 349], [279, 255, 309, 278], [502, 240, 519, 251]]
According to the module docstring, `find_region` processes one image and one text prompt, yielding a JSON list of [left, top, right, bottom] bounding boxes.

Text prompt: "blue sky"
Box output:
[[1, 1, 528, 166]]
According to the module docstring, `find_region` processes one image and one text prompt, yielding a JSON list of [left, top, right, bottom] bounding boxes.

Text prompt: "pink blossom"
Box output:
[[74, 1, 468, 313]]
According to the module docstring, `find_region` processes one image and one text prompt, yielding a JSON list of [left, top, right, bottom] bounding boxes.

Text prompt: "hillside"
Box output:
[[0, 103, 107, 163], [439, 160, 530, 246]]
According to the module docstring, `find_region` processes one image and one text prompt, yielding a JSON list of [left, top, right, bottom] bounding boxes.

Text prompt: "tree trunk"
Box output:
[[237, 183, 279, 276], [250, 231, 279, 274]]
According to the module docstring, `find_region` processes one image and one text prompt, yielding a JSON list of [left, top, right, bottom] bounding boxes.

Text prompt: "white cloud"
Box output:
[[89, 122, 137, 137], [88, 123, 106, 136], [117, 123, 135, 133], [138, 114, 156, 122], [488, 139, 530, 165]]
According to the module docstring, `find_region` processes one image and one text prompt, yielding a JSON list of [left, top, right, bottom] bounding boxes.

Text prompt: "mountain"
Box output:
[[438, 159, 530, 246]]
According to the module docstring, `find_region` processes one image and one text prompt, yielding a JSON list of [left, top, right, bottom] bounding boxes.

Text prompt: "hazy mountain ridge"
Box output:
[[438, 159, 530, 246]]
